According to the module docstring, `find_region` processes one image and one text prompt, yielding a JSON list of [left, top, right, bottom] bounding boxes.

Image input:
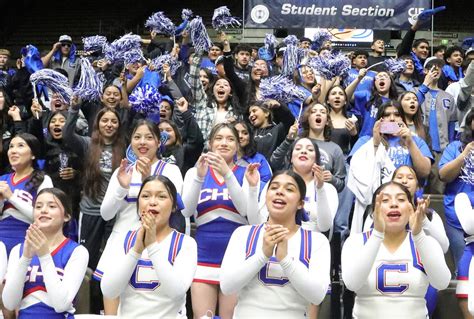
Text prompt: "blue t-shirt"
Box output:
[[349, 135, 434, 167], [439, 141, 474, 229], [343, 68, 376, 95], [243, 152, 272, 194], [287, 86, 312, 119], [352, 91, 390, 137]]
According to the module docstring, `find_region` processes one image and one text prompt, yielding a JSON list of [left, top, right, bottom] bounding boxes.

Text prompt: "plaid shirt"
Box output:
[[189, 55, 235, 141]]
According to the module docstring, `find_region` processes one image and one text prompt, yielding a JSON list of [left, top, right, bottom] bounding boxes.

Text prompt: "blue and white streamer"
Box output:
[[30, 69, 73, 105], [189, 17, 212, 54], [212, 6, 241, 31], [82, 35, 108, 53], [73, 57, 103, 102], [260, 75, 307, 103], [145, 11, 176, 36]]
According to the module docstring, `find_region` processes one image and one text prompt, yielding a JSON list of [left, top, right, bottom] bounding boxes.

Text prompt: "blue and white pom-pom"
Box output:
[[189, 16, 212, 53], [312, 29, 332, 50], [212, 6, 241, 31], [260, 75, 307, 103], [150, 54, 180, 76], [264, 34, 278, 51], [384, 58, 407, 75], [281, 35, 300, 77], [74, 57, 103, 102], [30, 69, 73, 105], [182, 8, 193, 21], [145, 11, 176, 36], [461, 149, 474, 185], [124, 48, 144, 65], [308, 52, 351, 80], [129, 84, 162, 115], [104, 33, 142, 63], [82, 35, 108, 53]]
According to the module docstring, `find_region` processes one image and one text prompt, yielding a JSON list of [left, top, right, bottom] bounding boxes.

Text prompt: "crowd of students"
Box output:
[[0, 6, 473, 319]]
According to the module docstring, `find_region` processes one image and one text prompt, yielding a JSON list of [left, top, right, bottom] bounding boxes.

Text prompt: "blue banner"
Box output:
[[245, 0, 432, 30]]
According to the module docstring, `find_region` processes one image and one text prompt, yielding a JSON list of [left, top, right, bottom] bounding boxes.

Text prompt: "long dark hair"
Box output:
[[131, 119, 162, 158], [367, 71, 398, 111], [83, 108, 126, 199], [233, 120, 257, 157], [267, 170, 307, 224], [325, 85, 349, 118], [47, 110, 68, 140], [300, 103, 332, 141], [0, 88, 13, 136], [375, 100, 407, 149], [12, 133, 45, 192], [461, 110, 474, 147], [398, 91, 427, 142], [159, 119, 182, 147], [287, 137, 321, 168], [206, 77, 242, 116]]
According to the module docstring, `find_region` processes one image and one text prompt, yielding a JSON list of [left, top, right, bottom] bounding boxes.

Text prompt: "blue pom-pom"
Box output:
[[281, 35, 301, 77], [264, 34, 278, 51], [308, 52, 351, 80], [104, 33, 142, 63], [312, 29, 332, 50], [384, 58, 407, 75], [82, 35, 108, 52], [189, 17, 212, 54], [461, 150, 474, 185], [260, 75, 307, 103], [182, 8, 193, 21], [73, 57, 103, 102], [145, 11, 176, 36], [212, 6, 241, 31], [283, 35, 299, 46], [150, 54, 181, 76], [124, 48, 144, 65], [30, 69, 73, 105], [129, 84, 162, 115]]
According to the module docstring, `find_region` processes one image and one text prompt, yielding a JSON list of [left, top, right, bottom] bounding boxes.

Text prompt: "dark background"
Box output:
[[0, 0, 472, 55]]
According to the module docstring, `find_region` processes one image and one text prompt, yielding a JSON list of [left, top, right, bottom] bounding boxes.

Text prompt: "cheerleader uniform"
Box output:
[[342, 229, 450, 318], [220, 224, 330, 318], [94, 160, 183, 281], [2, 239, 88, 318], [0, 173, 53, 254], [182, 166, 258, 284], [101, 229, 197, 318]]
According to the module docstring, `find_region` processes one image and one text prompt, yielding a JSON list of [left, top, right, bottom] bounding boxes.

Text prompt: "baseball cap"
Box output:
[[423, 57, 445, 69], [58, 35, 72, 43], [466, 47, 474, 56]]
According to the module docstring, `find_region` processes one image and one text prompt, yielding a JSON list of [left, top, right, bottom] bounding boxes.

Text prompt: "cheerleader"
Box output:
[[2, 188, 89, 318], [182, 123, 259, 319], [0, 133, 53, 255], [96, 120, 183, 314], [220, 170, 330, 318], [454, 192, 474, 318], [101, 175, 197, 318], [341, 181, 450, 318]]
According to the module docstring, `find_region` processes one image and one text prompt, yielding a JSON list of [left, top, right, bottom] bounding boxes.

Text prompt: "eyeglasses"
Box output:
[[61, 43, 71, 48]]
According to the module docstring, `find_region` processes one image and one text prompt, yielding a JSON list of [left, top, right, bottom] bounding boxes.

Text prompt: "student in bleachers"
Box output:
[[2, 188, 89, 318], [41, 35, 79, 86], [342, 181, 451, 318], [348, 101, 433, 233], [101, 175, 197, 318], [439, 110, 474, 317], [0, 133, 54, 255], [220, 170, 330, 318], [233, 120, 272, 192], [182, 123, 259, 319], [440, 46, 465, 90], [263, 137, 338, 235]]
